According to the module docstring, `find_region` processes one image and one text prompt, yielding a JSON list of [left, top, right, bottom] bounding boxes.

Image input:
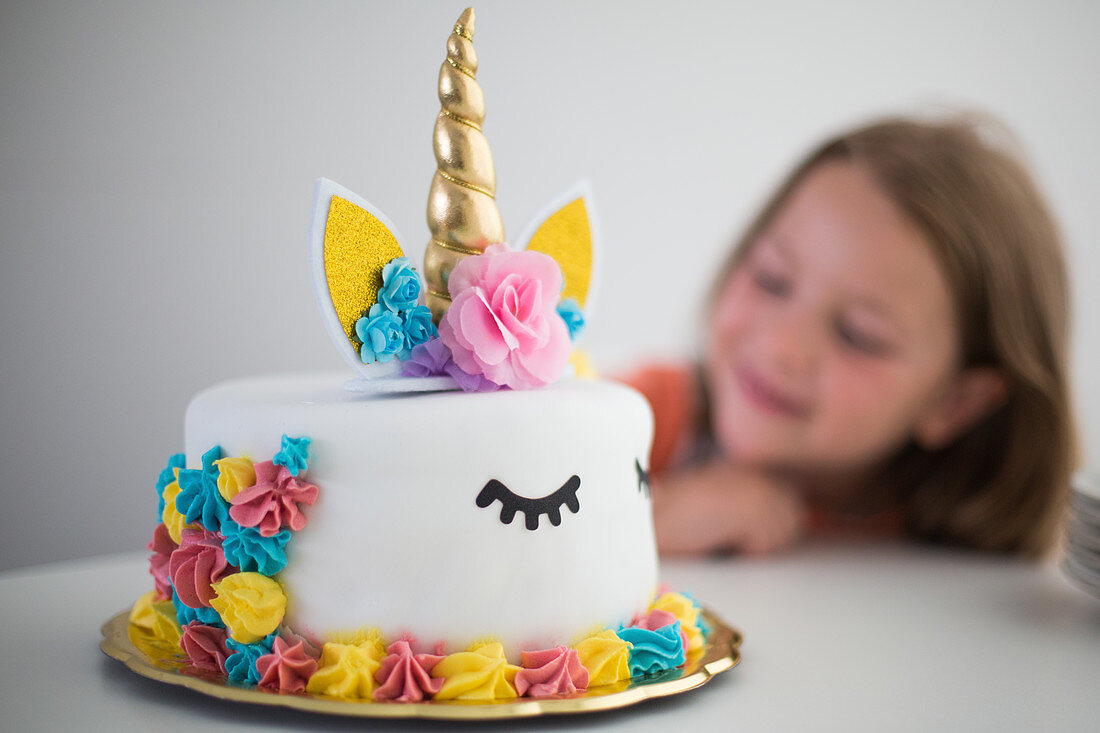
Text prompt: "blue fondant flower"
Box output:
[[556, 298, 585, 342], [176, 446, 230, 533], [222, 524, 291, 576], [617, 621, 686, 676], [273, 434, 311, 476], [355, 303, 406, 364], [172, 591, 224, 628], [225, 633, 277, 684], [156, 453, 186, 519], [378, 256, 423, 313], [401, 304, 437, 353]]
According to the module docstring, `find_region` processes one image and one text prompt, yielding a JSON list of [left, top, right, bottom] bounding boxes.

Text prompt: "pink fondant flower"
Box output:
[[168, 527, 233, 609], [146, 522, 177, 601], [515, 646, 589, 697], [439, 243, 571, 390], [630, 608, 688, 651], [255, 636, 319, 692], [180, 622, 231, 674], [373, 639, 445, 702], [229, 460, 319, 537]]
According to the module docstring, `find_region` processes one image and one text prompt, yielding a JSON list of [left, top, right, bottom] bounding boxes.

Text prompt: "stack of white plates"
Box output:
[[1063, 472, 1100, 597]]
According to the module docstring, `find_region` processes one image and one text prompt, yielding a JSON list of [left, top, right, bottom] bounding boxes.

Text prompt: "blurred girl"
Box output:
[[629, 117, 1077, 557]]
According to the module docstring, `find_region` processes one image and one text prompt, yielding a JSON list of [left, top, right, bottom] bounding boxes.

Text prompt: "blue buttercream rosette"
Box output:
[[225, 633, 277, 684], [617, 621, 686, 676], [222, 524, 291, 576], [176, 446, 230, 533], [172, 591, 224, 628], [682, 591, 711, 638], [273, 434, 311, 476]]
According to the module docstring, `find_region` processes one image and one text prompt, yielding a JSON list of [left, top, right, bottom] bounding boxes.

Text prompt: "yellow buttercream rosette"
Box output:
[[652, 592, 705, 653], [568, 349, 598, 379], [214, 456, 256, 502], [324, 628, 386, 655], [209, 573, 286, 644], [129, 590, 182, 648], [306, 638, 385, 699], [432, 642, 519, 701], [574, 629, 632, 686], [160, 468, 193, 544]]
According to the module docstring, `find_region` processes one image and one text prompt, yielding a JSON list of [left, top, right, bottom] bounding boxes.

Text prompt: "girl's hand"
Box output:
[[652, 461, 806, 555]]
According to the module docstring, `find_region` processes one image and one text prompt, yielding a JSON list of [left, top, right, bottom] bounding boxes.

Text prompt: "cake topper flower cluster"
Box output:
[[308, 8, 600, 393]]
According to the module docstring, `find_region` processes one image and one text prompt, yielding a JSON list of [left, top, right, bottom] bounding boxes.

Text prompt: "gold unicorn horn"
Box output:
[[424, 7, 505, 322]]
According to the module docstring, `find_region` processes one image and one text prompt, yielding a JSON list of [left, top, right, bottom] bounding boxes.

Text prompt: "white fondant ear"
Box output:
[[308, 178, 409, 379], [513, 181, 601, 334]]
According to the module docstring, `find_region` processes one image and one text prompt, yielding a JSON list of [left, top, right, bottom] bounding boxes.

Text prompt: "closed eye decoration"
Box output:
[[635, 458, 651, 499], [476, 476, 581, 530]]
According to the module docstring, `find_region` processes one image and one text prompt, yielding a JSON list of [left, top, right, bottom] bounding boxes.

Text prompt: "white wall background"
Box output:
[[1, 0, 1097, 571]]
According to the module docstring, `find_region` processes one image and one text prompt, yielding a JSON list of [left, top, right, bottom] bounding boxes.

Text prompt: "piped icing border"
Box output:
[[138, 442, 708, 701]]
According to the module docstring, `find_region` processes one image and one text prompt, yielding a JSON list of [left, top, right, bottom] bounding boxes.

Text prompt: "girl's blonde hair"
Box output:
[[716, 117, 1077, 556]]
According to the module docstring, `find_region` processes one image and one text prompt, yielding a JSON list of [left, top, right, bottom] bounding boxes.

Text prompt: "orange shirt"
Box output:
[[618, 362, 701, 477]]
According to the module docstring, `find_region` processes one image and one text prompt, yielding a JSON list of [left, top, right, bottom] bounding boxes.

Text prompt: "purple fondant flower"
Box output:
[[401, 339, 452, 377], [401, 338, 501, 393], [444, 360, 502, 393]]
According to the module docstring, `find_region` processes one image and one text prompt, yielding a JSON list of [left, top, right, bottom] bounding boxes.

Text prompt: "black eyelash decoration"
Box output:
[[635, 458, 650, 498], [475, 476, 581, 531]]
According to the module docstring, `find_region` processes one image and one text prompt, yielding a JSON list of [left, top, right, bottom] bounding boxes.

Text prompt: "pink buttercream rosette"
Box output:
[[146, 522, 176, 601], [229, 460, 319, 537], [438, 243, 571, 390], [373, 639, 445, 702], [168, 527, 233, 609], [515, 646, 589, 697], [255, 636, 319, 692], [180, 622, 231, 674]]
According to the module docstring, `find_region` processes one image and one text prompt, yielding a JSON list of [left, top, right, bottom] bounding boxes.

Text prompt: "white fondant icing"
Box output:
[[341, 374, 459, 394], [184, 373, 658, 658]]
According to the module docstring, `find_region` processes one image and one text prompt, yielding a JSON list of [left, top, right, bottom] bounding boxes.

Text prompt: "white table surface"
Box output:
[[2, 542, 1098, 732]]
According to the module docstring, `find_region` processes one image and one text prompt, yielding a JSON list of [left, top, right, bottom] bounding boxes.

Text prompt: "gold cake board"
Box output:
[[100, 607, 741, 720]]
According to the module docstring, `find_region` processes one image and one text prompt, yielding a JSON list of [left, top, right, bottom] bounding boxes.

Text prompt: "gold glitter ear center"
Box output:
[[323, 196, 405, 344], [526, 198, 592, 307]]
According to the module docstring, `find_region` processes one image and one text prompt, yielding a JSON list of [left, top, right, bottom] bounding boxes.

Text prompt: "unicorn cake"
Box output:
[[129, 8, 707, 702]]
